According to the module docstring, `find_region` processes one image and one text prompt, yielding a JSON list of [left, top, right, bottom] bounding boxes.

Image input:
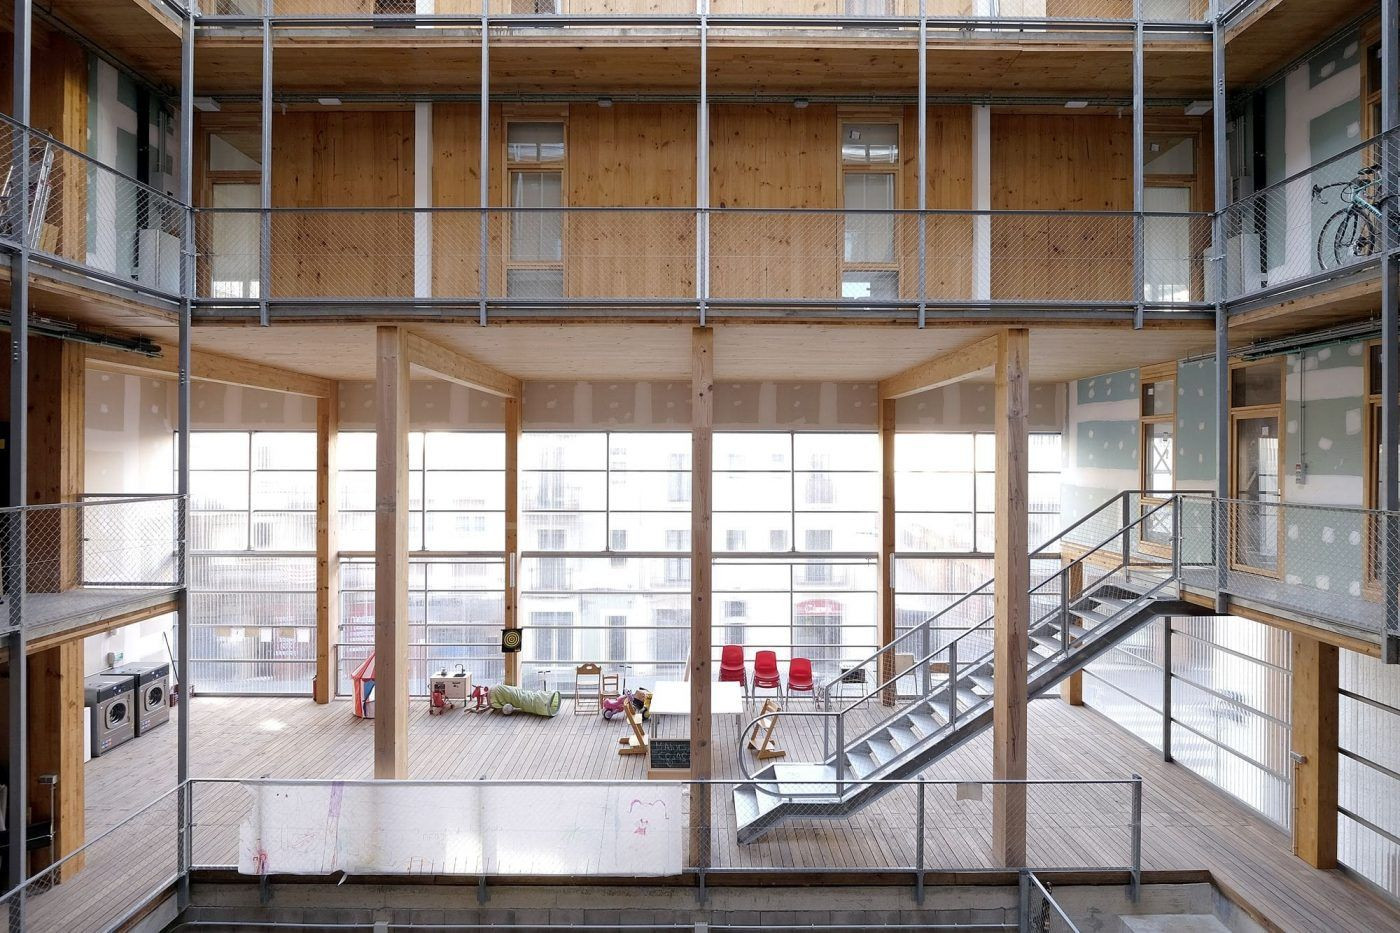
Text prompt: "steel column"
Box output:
[[5, 0, 30, 898], [1211, 12, 1229, 611], [1381, 0, 1399, 662], [1161, 616, 1173, 761], [697, 0, 709, 326], [916, 0, 927, 328], [1132, 4, 1145, 330], [260, 4, 273, 327], [479, 4, 490, 327], [176, 9, 195, 906]]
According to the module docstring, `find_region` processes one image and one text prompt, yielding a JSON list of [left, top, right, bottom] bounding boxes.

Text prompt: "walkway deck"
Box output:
[[69, 694, 1400, 933]]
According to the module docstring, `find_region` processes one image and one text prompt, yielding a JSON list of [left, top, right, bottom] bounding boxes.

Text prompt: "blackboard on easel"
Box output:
[[646, 738, 692, 779]]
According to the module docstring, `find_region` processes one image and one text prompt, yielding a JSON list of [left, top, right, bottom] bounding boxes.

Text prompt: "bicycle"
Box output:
[[1312, 163, 1397, 271]]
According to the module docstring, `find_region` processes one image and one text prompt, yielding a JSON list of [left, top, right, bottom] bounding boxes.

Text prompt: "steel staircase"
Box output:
[[734, 491, 1209, 843]]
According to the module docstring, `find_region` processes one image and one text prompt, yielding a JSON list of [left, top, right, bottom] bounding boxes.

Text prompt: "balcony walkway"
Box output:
[[74, 694, 1400, 932]]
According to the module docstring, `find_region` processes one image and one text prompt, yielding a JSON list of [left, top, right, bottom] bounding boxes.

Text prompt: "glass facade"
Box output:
[[1339, 649, 1400, 900]]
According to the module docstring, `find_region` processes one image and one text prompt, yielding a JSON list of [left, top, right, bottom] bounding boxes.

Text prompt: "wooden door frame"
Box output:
[[1138, 360, 1178, 558], [1228, 357, 1286, 579]]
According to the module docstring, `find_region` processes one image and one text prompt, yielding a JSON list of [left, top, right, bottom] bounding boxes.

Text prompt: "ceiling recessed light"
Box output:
[[793, 98, 809, 109], [597, 97, 613, 108], [1184, 100, 1212, 116], [193, 97, 221, 112], [317, 97, 343, 106], [1065, 100, 1089, 109]]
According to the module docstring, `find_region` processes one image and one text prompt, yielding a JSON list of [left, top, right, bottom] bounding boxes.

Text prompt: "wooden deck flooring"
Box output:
[[69, 694, 1400, 933]]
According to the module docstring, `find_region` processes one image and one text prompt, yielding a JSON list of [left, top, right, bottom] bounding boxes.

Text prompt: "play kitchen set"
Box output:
[[82, 660, 173, 759]]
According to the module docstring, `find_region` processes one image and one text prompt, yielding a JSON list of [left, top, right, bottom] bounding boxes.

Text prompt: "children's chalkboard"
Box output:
[[649, 739, 691, 772]]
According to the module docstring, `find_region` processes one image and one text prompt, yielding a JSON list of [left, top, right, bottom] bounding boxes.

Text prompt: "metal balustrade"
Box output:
[[1221, 126, 1400, 303], [192, 0, 1210, 22], [194, 206, 1213, 312], [0, 115, 187, 299], [0, 495, 185, 641]]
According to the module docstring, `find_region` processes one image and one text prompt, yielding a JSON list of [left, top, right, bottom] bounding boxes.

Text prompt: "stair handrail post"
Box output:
[[1130, 772, 1143, 897], [947, 638, 959, 727], [1171, 494, 1183, 583], [919, 621, 931, 697], [914, 778, 926, 905], [834, 713, 846, 796], [1017, 868, 1031, 933], [1059, 567, 1070, 655], [1120, 492, 1132, 578], [821, 685, 831, 759]]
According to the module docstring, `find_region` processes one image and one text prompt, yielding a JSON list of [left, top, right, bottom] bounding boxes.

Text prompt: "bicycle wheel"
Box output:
[[1317, 209, 1358, 271]]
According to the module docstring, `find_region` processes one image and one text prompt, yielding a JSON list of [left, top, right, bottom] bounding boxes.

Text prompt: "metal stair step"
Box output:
[[887, 722, 919, 751], [866, 736, 897, 765], [908, 707, 942, 735], [970, 673, 995, 692], [845, 748, 877, 779]]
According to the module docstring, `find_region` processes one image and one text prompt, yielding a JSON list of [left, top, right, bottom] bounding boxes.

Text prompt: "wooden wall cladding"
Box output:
[[270, 110, 415, 298], [990, 112, 1133, 302], [432, 103, 502, 299]]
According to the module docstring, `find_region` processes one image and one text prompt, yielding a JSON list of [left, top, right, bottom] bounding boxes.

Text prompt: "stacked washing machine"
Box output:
[[84, 674, 135, 758], [108, 661, 171, 736]]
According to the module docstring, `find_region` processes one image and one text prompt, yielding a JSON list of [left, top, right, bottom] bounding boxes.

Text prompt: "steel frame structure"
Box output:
[[0, 0, 1396, 910]]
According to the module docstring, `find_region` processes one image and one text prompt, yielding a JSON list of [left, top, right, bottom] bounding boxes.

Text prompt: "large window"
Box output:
[[713, 432, 880, 679], [506, 120, 566, 298], [840, 119, 899, 300], [1339, 648, 1400, 900], [1229, 360, 1283, 574], [336, 431, 506, 695], [1140, 363, 1177, 550], [517, 432, 691, 687], [892, 432, 1063, 647], [188, 431, 317, 694]]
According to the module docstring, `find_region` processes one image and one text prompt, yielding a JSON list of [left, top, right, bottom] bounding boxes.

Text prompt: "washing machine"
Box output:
[[84, 674, 135, 757], [108, 662, 171, 735]]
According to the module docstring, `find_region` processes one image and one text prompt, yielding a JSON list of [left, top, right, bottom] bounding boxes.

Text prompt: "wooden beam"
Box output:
[[27, 640, 84, 877], [314, 386, 340, 705], [374, 326, 410, 779], [25, 599, 180, 656], [503, 396, 521, 687], [689, 326, 714, 868], [404, 332, 522, 399], [992, 327, 1030, 868], [878, 334, 1000, 400], [879, 396, 897, 706], [85, 344, 334, 399], [1291, 634, 1338, 869], [27, 337, 84, 592]]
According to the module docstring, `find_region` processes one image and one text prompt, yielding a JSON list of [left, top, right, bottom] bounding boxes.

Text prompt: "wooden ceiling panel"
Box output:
[[1226, 0, 1376, 90]]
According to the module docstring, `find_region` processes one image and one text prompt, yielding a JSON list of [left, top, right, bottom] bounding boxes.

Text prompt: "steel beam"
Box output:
[[479, 4, 490, 327], [1132, 4, 1145, 330], [5, 0, 29, 900], [916, 0, 927, 329]]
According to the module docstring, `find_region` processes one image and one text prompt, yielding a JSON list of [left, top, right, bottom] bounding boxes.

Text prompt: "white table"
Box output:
[[648, 680, 745, 736]]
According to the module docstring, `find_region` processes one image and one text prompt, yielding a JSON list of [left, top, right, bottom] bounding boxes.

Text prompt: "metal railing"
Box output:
[[0, 494, 185, 638], [1221, 126, 1400, 304], [1021, 870, 1081, 933], [1176, 494, 1400, 641], [0, 115, 187, 299], [0, 785, 183, 933], [193, 0, 1210, 23], [193, 206, 1213, 312], [184, 776, 1141, 885]]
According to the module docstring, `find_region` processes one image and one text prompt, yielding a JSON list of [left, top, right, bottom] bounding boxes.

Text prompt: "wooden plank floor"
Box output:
[[69, 694, 1400, 933]]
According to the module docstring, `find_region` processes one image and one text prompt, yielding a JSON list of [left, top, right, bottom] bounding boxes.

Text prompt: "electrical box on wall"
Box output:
[[1295, 461, 1308, 485]]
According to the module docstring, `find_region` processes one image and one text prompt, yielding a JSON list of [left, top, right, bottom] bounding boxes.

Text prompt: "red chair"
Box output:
[[752, 650, 783, 700], [786, 657, 815, 703], [718, 644, 748, 694]]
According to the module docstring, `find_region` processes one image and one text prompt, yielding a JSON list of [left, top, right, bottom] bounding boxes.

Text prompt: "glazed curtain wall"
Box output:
[[1339, 650, 1400, 900]]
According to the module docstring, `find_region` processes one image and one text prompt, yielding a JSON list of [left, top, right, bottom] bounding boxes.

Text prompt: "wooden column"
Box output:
[[374, 327, 410, 779], [879, 396, 897, 705], [992, 327, 1030, 868], [690, 327, 714, 867], [314, 385, 339, 705], [1291, 634, 1338, 868], [1059, 560, 1084, 706], [503, 396, 521, 686], [25, 336, 85, 872]]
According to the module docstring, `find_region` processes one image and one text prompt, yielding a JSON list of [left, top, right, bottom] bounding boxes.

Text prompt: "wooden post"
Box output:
[[503, 396, 521, 687], [1291, 634, 1338, 868], [314, 385, 339, 705], [690, 327, 714, 867], [374, 327, 410, 779], [879, 396, 897, 705], [992, 327, 1030, 868], [1059, 559, 1084, 706], [24, 336, 85, 873]]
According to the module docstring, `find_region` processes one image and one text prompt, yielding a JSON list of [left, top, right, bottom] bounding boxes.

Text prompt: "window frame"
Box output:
[[1139, 361, 1178, 557], [837, 111, 902, 300], [1227, 357, 1286, 578], [502, 110, 568, 299]]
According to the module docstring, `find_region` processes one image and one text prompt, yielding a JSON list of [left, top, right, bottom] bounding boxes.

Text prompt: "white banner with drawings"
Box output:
[[237, 781, 685, 876]]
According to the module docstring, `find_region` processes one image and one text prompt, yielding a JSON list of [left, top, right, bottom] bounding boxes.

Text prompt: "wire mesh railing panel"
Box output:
[[0, 121, 23, 249], [487, 208, 697, 301], [1022, 871, 1082, 933], [0, 116, 187, 296], [1221, 127, 1400, 302], [0, 788, 181, 933], [0, 495, 184, 636]]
